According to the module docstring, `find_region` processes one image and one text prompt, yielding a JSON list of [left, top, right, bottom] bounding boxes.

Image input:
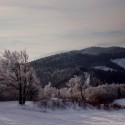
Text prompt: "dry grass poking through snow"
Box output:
[[0, 101, 125, 125]]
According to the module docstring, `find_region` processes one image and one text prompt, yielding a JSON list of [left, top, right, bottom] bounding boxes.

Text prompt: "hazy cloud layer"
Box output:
[[0, 0, 125, 60]]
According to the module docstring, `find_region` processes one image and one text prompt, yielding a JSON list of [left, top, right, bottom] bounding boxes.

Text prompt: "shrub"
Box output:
[[84, 84, 125, 105]]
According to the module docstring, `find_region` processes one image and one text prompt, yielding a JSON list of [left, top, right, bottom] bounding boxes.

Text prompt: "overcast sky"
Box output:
[[0, 0, 125, 60]]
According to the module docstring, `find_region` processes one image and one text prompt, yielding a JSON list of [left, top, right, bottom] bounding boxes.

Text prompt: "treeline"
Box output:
[[37, 83, 125, 110], [38, 76, 125, 105]]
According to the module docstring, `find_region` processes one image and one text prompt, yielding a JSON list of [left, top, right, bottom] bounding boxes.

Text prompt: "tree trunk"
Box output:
[[22, 83, 26, 105], [80, 89, 85, 101], [22, 63, 27, 105], [81, 91, 84, 100], [22, 97, 26, 105], [19, 83, 23, 105]]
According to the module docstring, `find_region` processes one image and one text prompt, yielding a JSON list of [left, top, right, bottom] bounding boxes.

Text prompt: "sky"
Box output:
[[0, 0, 125, 61]]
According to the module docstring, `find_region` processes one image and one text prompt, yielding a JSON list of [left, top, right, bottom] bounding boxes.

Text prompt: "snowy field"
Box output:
[[0, 101, 125, 125]]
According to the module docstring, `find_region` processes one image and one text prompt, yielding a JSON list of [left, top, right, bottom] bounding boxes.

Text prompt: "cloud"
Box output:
[[0, 0, 125, 60]]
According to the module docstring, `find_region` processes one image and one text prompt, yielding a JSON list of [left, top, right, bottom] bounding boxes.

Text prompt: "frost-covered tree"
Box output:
[[67, 74, 89, 100], [59, 87, 69, 99], [67, 76, 81, 99], [0, 50, 39, 105], [44, 82, 53, 98], [44, 82, 59, 99]]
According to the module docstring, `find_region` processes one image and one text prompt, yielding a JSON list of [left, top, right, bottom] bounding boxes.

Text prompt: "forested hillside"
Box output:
[[30, 47, 125, 87]]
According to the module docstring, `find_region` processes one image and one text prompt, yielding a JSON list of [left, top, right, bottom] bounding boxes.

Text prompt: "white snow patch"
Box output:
[[94, 66, 114, 71], [113, 99, 125, 106], [111, 58, 125, 69], [0, 101, 125, 125], [84, 72, 90, 85], [86, 74, 90, 85]]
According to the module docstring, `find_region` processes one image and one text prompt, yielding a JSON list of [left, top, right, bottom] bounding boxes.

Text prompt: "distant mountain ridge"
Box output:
[[30, 47, 125, 87], [78, 46, 125, 55]]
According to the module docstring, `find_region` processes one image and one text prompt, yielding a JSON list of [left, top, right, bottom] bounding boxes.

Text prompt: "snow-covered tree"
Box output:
[[0, 50, 39, 105], [44, 82, 59, 99], [67, 74, 89, 100], [59, 87, 69, 99], [44, 82, 53, 98]]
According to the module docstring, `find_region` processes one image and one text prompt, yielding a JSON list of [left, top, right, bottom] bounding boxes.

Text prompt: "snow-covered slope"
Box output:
[[94, 66, 114, 71], [111, 59, 125, 69], [0, 101, 125, 125]]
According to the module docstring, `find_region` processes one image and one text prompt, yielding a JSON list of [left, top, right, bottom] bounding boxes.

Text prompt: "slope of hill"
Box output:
[[30, 47, 125, 87]]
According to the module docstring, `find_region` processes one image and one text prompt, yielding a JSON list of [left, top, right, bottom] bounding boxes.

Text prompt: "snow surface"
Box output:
[[114, 99, 125, 106], [111, 58, 125, 69], [0, 101, 125, 125], [94, 66, 114, 71]]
